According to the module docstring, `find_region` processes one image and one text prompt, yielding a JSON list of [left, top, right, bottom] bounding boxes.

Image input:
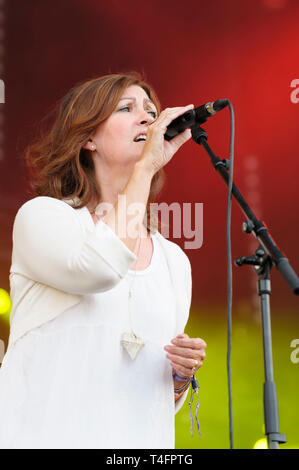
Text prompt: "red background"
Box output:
[[1, 0, 299, 317]]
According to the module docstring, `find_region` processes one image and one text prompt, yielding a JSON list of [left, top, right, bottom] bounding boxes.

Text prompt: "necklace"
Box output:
[[120, 234, 145, 360], [89, 209, 144, 360], [90, 207, 145, 360]]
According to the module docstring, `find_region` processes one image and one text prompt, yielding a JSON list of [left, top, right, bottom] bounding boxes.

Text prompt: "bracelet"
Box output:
[[174, 390, 186, 400], [173, 372, 190, 383], [174, 379, 191, 394], [173, 371, 191, 393]]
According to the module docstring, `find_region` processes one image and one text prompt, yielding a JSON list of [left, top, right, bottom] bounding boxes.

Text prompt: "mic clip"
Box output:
[[222, 158, 231, 171]]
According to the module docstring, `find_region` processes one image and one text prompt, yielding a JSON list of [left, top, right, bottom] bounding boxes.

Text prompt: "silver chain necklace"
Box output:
[[120, 233, 145, 360], [90, 208, 145, 360]]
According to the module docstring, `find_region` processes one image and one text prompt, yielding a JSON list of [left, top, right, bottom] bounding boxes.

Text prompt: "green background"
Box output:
[[175, 307, 299, 449]]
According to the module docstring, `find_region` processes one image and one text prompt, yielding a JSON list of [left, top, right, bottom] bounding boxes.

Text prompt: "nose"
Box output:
[[138, 108, 156, 125]]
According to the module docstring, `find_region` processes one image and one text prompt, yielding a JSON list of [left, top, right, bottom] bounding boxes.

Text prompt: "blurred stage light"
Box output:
[[253, 437, 268, 449], [0, 288, 11, 316]]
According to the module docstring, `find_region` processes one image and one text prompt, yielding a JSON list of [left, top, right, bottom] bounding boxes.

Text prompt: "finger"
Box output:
[[159, 105, 194, 124], [167, 348, 206, 362], [161, 104, 194, 115], [165, 345, 197, 359], [175, 333, 189, 338], [171, 337, 207, 350], [165, 344, 206, 360], [170, 361, 194, 379], [152, 104, 194, 130], [167, 353, 202, 370]]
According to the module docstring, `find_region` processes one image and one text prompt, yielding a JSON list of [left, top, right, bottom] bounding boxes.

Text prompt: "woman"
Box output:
[[0, 72, 207, 449]]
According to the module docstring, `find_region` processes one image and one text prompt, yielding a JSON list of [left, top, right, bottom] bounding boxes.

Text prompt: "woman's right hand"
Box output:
[[138, 104, 194, 176]]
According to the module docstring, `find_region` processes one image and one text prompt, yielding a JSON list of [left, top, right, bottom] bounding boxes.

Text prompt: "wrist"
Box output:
[[134, 160, 155, 181], [174, 380, 191, 397], [173, 371, 191, 392], [172, 370, 191, 383], [172, 374, 191, 384]]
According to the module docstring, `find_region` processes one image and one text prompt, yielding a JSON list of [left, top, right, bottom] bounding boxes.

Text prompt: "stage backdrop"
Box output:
[[0, 0, 298, 449]]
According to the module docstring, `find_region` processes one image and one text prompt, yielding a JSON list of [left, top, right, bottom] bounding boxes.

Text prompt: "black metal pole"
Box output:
[[236, 251, 287, 448], [191, 125, 293, 449], [256, 258, 286, 448], [191, 125, 299, 296]]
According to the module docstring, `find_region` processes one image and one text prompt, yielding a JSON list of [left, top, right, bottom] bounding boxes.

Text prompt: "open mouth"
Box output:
[[133, 134, 147, 142]]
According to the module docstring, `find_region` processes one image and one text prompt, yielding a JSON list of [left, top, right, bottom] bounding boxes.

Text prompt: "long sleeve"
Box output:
[[11, 196, 137, 295]]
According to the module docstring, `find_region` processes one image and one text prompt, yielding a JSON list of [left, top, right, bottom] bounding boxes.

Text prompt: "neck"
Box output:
[[97, 160, 134, 206], [88, 160, 150, 237]]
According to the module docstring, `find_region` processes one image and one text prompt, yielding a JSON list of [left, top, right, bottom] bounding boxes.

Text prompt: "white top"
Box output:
[[0, 196, 193, 449], [8, 197, 192, 348], [0, 232, 183, 449]]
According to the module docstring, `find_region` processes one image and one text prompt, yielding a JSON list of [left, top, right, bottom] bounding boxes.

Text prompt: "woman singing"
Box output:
[[0, 72, 207, 449]]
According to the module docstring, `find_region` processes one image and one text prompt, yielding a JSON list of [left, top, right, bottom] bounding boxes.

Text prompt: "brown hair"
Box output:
[[25, 72, 166, 232]]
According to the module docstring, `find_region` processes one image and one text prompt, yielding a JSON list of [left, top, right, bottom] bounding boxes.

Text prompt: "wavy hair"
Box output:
[[25, 72, 166, 232]]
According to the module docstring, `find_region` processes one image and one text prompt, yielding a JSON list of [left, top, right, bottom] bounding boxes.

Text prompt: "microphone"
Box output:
[[164, 99, 229, 141]]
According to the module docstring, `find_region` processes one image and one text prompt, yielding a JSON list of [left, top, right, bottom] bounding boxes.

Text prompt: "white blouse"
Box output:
[[0, 232, 186, 449], [7, 197, 192, 349]]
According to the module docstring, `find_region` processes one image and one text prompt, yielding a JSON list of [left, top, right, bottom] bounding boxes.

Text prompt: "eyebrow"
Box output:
[[119, 97, 155, 107]]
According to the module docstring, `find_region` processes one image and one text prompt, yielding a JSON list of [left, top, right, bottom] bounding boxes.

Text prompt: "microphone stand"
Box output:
[[191, 125, 298, 449]]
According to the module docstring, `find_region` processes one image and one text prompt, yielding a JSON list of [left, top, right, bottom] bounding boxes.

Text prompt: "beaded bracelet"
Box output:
[[174, 390, 186, 400], [174, 380, 191, 393], [173, 372, 191, 383], [173, 372, 201, 437], [173, 372, 191, 395]]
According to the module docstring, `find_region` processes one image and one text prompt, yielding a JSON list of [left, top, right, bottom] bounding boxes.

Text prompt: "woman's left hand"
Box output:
[[164, 333, 207, 378]]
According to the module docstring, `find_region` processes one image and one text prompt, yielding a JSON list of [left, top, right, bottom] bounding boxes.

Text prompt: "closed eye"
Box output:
[[119, 106, 157, 118], [118, 106, 131, 112]]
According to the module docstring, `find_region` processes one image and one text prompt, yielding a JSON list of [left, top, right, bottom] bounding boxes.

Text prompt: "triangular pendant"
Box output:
[[121, 331, 145, 360]]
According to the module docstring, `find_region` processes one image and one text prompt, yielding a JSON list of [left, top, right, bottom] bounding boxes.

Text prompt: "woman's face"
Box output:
[[89, 85, 158, 167]]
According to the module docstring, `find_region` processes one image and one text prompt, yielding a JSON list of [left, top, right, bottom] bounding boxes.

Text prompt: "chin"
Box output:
[[119, 154, 141, 168]]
